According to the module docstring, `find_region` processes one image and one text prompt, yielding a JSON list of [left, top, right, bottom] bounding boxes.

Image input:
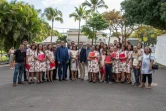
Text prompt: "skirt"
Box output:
[[112, 60, 120, 74], [88, 60, 99, 73], [119, 62, 126, 72]]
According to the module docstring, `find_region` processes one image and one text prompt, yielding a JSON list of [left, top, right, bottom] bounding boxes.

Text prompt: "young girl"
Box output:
[[100, 50, 106, 82], [70, 45, 78, 80], [112, 46, 120, 83], [119, 45, 127, 83], [34, 44, 46, 84], [104, 50, 113, 84], [45, 44, 55, 82], [26, 43, 36, 84], [8, 47, 15, 69], [139, 47, 154, 89]]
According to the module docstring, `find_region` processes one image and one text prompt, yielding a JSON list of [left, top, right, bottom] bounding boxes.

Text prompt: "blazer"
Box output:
[[79, 47, 86, 63]]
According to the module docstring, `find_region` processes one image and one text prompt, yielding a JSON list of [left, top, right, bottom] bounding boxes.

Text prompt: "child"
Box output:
[[100, 50, 107, 82], [104, 50, 113, 84]]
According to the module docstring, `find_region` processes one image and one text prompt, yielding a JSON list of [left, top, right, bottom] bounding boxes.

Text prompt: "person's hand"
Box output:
[[149, 66, 152, 71], [58, 62, 60, 64], [82, 62, 84, 64], [66, 61, 69, 63]]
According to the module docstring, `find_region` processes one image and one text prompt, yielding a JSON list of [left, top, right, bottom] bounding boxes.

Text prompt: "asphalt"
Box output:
[[0, 66, 166, 111]]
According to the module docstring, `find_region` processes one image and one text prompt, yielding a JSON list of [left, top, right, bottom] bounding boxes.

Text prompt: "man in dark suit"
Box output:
[[78, 42, 86, 80]]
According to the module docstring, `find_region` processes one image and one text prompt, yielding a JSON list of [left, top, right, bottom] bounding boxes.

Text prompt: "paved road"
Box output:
[[0, 66, 166, 111]]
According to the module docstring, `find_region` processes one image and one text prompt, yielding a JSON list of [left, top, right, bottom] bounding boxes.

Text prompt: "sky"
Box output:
[[8, 0, 124, 33]]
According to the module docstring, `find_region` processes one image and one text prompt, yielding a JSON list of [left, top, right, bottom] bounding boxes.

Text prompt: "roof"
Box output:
[[42, 36, 58, 43]]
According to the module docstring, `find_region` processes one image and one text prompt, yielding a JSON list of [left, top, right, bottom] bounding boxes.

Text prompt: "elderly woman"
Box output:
[[139, 47, 154, 89]]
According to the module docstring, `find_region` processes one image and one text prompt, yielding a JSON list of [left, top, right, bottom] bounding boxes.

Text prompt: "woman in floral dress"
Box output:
[[126, 44, 133, 84], [112, 46, 120, 83], [70, 45, 78, 80], [45, 44, 55, 82], [26, 43, 36, 84], [34, 44, 46, 84], [119, 45, 127, 83]]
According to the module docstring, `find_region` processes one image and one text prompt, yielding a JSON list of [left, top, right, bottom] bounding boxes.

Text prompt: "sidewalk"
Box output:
[[0, 64, 9, 68]]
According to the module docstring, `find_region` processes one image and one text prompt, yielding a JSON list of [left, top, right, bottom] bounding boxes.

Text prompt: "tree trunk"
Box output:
[[95, 31, 97, 45], [108, 29, 111, 45], [92, 27, 94, 45], [51, 20, 54, 43], [78, 19, 81, 46]]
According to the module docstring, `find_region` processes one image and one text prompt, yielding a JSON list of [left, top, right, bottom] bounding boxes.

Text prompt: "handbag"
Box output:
[[149, 53, 159, 70]]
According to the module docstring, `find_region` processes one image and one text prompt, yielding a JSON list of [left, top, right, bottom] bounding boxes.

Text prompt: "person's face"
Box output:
[[48, 45, 52, 49], [87, 44, 90, 48], [100, 43, 104, 47], [113, 46, 117, 52], [79, 43, 83, 48], [133, 46, 137, 52], [145, 47, 150, 54], [103, 51, 106, 55], [91, 46, 95, 51], [122, 46, 125, 51], [71, 42, 74, 46], [114, 40, 117, 44], [128, 45, 131, 50], [61, 41, 65, 47], [110, 44, 113, 47], [23, 41, 28, 46], [110, 47, 114, 52], [107, 51, 111, 55], [137, 43, 141, 49], [39, 44, 43, 50], [32, 45, 35, 50], [20, 45, 24, 51], [73, 46, 76, 50], [104, 44, 107, 49], [52, 45, 56, 51], [96, 45, 100, 50]]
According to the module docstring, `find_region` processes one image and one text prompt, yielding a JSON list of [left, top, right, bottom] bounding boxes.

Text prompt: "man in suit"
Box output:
[[78, 42, 86, 80], [56, 41, 69, 81]]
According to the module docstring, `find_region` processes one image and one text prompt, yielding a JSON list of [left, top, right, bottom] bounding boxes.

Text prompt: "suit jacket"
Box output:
[[79, 47, 86, 63]]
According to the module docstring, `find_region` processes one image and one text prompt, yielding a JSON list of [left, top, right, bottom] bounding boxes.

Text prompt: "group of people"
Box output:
[[12, 39, 155, 89]]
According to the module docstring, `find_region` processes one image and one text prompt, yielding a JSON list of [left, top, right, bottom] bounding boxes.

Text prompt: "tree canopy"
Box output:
[[121, 0, 166, 30]]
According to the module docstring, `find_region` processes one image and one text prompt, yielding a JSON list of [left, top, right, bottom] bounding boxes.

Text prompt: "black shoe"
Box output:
[[59, 79, 62, 81], [24, 79, 28, 81]]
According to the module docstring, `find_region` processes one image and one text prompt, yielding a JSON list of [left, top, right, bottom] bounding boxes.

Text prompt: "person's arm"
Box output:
[[8, 49, 11, 55], [149, 54, 155, 71], [66, 48, 69, 62], [56, 48, 60, 64]]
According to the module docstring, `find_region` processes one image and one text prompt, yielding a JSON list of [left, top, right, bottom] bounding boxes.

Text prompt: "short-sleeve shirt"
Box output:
[[141, 53, 155, 74], [14, 49, 26, 63], [132, 52, 141, 66]]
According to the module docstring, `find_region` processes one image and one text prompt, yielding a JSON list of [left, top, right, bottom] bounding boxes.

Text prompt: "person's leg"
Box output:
[[81, 63, 85, 80], [147, 74, 152, 88], [69, 60, 72, 80], [31, 72, 34, 83], [50, 70, 53, 81], [42, 72, 45, 81], [71, 71, 74, 80], [13, 64, 20, 84], [24, 64, 27, 81], [18, 63, 24, 83], [135, 68, 140, 86], [139, 74, 146, 87], [53, 68, 56, 80], [93, 73, 96, 83], [62, 63, 67, 80], [79, 62, 82, 79], [109, 64, 112, 83], [105, 65, 109, 82], [58, 64, 62, 81], [46, 70, 50, 81], [28, 72, 31, 83], [40, 72, 43, 82]]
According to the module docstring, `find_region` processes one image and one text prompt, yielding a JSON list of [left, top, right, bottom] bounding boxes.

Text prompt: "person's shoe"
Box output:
[[109, 82, 113, 84], [13, 83, 16, 87], [18, 81, 24, 84], [59, 79, 62, 81]]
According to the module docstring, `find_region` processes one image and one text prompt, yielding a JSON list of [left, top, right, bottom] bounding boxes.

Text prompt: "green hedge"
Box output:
[[0, 56, 9, 62]]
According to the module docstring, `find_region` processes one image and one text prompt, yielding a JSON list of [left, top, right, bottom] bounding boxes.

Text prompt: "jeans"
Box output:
[[13, 63, 24, 83], [58, 61, 67, 80], [133, 67, 140, 86], [105, 64, 112, 82], [42, 72, 45, 81], [142, 74, 152, 84], [53, 61, 58, 80]]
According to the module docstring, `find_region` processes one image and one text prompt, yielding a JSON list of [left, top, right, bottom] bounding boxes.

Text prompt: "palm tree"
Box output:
[[43, 7, 63, 43], [69, 5, 87, 45], [82, 0, 108, 13]]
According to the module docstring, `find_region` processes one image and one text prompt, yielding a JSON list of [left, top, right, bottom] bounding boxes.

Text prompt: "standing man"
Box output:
[[12, 44, 26, 86], [78, 42, 86, 80], [23, 40, 28, 81], [53, 45, 57, 80], [56, 41, 69, 81]]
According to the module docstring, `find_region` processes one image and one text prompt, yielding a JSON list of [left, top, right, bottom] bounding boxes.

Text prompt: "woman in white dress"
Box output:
[[8, 47, 15, 69], [70, 45, 78, 80], [34, 44, 46, 84], [26, 43, 36, 84], [45, 44, 55, 82]]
